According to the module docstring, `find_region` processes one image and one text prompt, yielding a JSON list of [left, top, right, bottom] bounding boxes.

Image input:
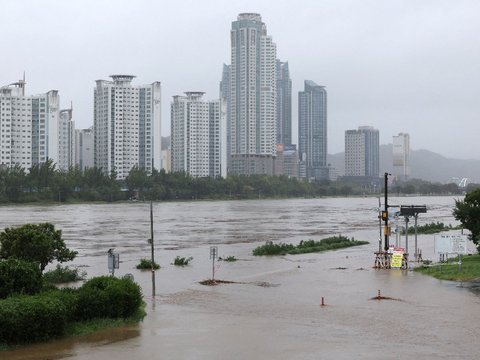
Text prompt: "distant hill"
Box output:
[[328, 145, 480, 183]]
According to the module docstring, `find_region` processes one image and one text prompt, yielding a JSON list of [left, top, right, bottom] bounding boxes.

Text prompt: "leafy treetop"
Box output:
[[453, 188, 480, 252], [0, 223, 77, 271]]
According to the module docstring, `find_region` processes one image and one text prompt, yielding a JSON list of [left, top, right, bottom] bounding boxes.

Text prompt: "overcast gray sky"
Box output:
[[1, 0, 479, 159]]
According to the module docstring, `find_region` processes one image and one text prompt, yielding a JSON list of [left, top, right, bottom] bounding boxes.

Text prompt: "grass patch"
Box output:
[[252, 236, 369, 256], [136, 259, 160, 270], [403, 221, 460, 235], [414, 254, 480, 281], [43, 265, 86, 284]]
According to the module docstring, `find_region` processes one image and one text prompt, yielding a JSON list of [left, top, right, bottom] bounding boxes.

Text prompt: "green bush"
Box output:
[[136, 258, 160, 270], [253, 236, 369, 256], [173, 256, 193, 266], [43, 264, 86, 284], [0, 293, 67, 344], [76, 276, 142, 320], [0, 276, 144, 346], [219, 256, 237, 262], [49, 288, 79, 322], [0, 258, 42, 299], [402, 221, 457, 235]]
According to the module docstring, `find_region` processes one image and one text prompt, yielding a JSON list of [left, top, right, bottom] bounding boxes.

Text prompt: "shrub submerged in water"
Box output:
[[253, 235, 369, 256], [43, 264, 86, 284], [173, 256, 193, 266], [136, 258, 160, 270]]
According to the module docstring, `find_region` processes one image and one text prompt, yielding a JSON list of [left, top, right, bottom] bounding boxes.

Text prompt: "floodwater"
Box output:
[[1, 196, 479, 359]]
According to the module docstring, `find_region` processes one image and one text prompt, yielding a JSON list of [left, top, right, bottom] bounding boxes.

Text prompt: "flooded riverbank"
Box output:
[[1, 196, 478, 359]]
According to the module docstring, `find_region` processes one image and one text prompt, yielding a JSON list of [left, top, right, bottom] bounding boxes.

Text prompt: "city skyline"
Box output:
[[1, 0, 479, 159]]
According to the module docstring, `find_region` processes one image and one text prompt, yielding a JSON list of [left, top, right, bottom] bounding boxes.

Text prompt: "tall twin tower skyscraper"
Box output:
[[223, 13, 327, 178], [227, 13, 279, 175]]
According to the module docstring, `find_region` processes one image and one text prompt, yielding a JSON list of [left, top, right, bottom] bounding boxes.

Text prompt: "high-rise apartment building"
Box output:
[[219, 64, 231, 172], [58, 107, 74, 170], [276, 60, 292, 146], [230, 13, 277, 175], [298, 80, 328, 179], [75, 127, 94, 170], [171, 92, 226, 178], [93, 75, 161, 180], [345, 126, 379, 177], [393, 133, 410, 180], [0, 79, 59, 170]]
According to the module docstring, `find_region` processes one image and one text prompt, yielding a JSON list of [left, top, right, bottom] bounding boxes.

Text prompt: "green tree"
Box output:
[[453, 188, 480, 251], [0, 164, 27, 202], [125, 165, 152, 199], [0, 223, 77, 271]]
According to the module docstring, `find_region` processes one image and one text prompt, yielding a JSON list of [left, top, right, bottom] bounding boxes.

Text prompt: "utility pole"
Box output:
[[378, 197, 382, 252], [150, 201, 156, 297], [384, 173, 390, 251]]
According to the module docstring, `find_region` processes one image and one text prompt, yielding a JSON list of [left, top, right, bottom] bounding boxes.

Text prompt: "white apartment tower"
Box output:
[[94, 75, 161, 180], [0, 79, 59, 170], [58, 107, 74, 170], [345, 126, 380, 177], [230, 13, 277, 174], [171, 92, 226, 178], [393, 133, 410, 179]]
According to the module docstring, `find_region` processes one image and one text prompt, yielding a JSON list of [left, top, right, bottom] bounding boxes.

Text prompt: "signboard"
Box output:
[[210, 246, 218, 259], [434, 234, 468, 254], [391, 247, 404, 269], [399, 205, 427, 217]]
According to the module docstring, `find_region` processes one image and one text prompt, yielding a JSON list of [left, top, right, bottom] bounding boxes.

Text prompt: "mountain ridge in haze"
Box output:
[[163, 136, 478, 183], [327, 144, 480, 183]]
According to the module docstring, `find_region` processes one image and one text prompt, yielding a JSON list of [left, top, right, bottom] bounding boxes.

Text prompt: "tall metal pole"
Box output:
[[405, 217, 409, 255], [212, 254, 215, 281], [150, 201, 156, 297], [378, 197, 382, 253], [414, 214, 418, 261], [384, 173, 389, 251]]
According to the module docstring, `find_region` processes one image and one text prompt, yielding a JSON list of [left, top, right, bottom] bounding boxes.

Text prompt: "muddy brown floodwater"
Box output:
[[1, 196, 479, 359]]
